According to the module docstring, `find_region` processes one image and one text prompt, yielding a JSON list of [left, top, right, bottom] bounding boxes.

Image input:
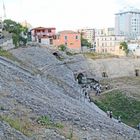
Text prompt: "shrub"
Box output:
[[58, 44, 67, 51], [37, 115, 64, 128], [37, 115, 51, 126]]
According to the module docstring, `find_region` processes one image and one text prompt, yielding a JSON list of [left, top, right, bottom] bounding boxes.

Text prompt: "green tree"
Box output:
[[120, 41, 129, 55], [12, 33, 20, 48], [81, 35, 92, 48], [81, 38, 91, 47], [3, 19, 28, 47], [3, 19, 17, 32], [58, 44, 67, 51]]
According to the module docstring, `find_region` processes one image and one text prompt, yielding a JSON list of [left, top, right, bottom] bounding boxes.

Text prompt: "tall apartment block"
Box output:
[[115, 8, 140, 39]]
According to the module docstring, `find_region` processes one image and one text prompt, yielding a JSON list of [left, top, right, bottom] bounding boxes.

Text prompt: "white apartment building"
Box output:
[[78, 28, 95, 44], [95, 28, 114, 37], [95, 35, 125, 55], [115, 8, 140, 39]]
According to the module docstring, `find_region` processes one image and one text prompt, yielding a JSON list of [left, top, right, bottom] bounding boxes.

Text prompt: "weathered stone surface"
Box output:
[[0, 46, 138, 139], [0, 121, 28, 140]]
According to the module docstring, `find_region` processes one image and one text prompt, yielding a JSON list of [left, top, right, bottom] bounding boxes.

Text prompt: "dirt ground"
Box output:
[[90, 76, 140, 101]]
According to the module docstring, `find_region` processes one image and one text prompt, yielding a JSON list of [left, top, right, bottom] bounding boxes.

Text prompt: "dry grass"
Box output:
[[0, 115, 34, 136], [83, 52, 118, 59]]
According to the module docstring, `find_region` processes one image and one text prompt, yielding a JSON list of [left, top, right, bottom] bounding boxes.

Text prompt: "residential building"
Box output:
[[30, 27, 56, 45], [95, 28, 114, 37], [134, 47, 140, 56], [53, 30, 81, 51], [78, 28, 95, 44], [0, 17, 3, 32], [115, 7, 140, 39], [95, 35, 125, 56]]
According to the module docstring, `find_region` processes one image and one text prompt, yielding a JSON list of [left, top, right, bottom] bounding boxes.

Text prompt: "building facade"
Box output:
[[115, 8, 140, 39], [53, 30, 81, 51], [95, 35, 125, 55], [31, 27, 56, 45], [78, 28, 95, 44], [95, 28, 115, 37], [0, 17, 3, 32]]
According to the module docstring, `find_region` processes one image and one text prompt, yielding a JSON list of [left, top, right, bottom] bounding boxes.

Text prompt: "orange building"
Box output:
[[53, 30, 81, 51]]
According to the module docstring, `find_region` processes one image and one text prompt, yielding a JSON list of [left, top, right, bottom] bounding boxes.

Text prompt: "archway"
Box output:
[[77, 73, 85, 84], [102, 72, 108, 78], [135, 69, 139, 77]]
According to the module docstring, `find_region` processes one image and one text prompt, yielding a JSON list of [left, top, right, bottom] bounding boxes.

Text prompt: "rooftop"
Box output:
[[58, 30, 79, 34], [115, 7, 140, 15], [31, 27, 56, 31]]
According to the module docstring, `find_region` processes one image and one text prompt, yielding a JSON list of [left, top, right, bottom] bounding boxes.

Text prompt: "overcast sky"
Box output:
[[0, 0, 140, 31]]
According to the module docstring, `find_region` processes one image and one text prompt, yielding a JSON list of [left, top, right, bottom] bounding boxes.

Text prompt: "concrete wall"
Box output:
[[87, 58, 140, 79], [0, 39, 15, 50], [66, 56, 140, 79]]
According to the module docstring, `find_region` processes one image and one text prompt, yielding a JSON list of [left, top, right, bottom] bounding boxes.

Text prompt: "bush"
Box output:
[[58, 44, 67, 51], [37, 115, 51, 126], [37, 115, 64, 128]]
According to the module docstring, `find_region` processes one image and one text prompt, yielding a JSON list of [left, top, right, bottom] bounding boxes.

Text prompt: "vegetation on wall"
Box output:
[[0, 115, 33, 136], [0, 48, 19, 61], [37, 115, 64, 128]]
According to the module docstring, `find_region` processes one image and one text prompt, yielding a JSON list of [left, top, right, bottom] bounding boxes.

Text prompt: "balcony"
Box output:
[[35, 32, 55, 37]]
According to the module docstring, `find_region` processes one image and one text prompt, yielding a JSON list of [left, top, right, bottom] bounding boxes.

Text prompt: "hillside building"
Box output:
[[30, 27, 56, 45], [53, 30, 81, 51], [95, 35, 125, 56]]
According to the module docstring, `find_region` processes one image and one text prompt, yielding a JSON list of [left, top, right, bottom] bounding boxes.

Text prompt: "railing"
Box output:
[[34, 32, 55, 36]]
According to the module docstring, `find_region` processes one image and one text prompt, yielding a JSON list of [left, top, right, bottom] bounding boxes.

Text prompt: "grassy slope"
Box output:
[[93, 90, 140, 128]]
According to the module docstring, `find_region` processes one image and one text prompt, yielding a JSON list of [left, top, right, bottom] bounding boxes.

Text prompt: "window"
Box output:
[[65, 42, 67, 45], [48, 29, 52, 33], [76, 35, 78, 39], [64, 36, 67, 40]]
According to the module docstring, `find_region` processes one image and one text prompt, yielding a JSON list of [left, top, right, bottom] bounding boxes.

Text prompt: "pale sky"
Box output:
[[1, 0, 140, 31]]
